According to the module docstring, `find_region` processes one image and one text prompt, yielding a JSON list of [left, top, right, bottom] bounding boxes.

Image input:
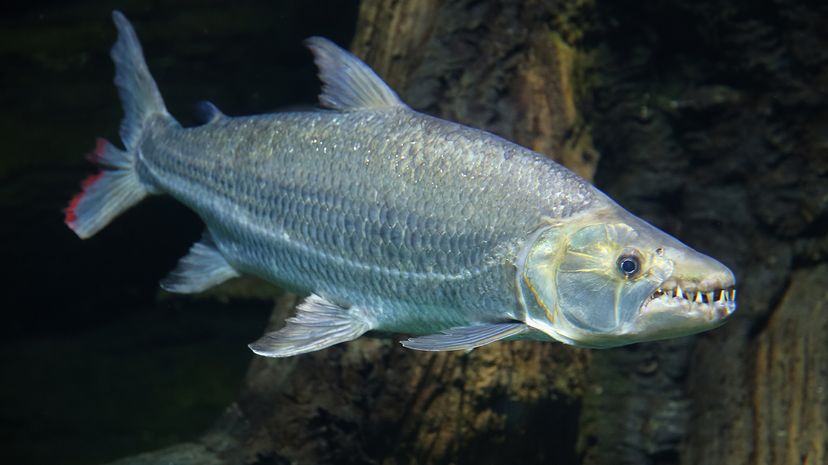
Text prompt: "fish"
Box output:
[[65, 11, 736, 357]]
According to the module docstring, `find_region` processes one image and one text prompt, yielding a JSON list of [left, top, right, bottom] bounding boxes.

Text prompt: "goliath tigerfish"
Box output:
[[65, 11, 736, 357]]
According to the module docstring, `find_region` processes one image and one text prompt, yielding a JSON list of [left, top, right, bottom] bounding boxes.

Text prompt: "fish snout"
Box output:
[[643, 247, 737, 327]]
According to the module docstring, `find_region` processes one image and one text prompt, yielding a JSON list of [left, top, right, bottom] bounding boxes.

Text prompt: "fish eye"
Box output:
[[617, 254, 640, 278]]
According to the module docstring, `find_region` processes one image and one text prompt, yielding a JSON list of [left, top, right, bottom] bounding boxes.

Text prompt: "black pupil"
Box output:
[[620, 257, 638, 275]]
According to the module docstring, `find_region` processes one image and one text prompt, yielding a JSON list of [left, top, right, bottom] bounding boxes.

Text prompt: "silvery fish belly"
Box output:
[[65, 11, 737, 357]]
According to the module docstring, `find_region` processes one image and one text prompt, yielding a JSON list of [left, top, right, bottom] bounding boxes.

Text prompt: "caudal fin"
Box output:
[[65, 10, 175, 239], [65, 138, 147, 238]]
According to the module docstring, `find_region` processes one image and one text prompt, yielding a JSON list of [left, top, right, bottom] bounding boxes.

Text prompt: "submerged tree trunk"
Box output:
[[106, 1, 828, 464]]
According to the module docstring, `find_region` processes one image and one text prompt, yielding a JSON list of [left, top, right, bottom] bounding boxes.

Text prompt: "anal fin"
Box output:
[[249, 294, 373, 357], [401, 322, 529, 352], [160, 231, 240, 293]]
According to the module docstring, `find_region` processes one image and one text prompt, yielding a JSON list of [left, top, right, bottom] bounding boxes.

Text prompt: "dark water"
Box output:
[[1, 1, 359, 464]]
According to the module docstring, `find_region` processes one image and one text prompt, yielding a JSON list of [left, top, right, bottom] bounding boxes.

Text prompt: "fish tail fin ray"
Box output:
[[64, 138, 147, 238], [111, 10, 175, 149], [65, 11, 174, 239], [249, 294, 373, 357]]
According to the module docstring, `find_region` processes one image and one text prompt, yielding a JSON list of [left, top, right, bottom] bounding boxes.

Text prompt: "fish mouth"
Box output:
[[642, 283, 737, 320]]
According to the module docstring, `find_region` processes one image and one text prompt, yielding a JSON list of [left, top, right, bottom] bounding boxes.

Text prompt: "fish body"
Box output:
[[66, 12, 736, 357], [141, 108, 596, 333]]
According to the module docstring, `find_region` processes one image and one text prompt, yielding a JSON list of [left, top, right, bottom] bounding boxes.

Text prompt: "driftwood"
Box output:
[[105, 0, 828, 464]]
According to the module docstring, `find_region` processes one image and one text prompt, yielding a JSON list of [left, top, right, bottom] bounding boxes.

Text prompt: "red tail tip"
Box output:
[[80, 172, 103, 189], [85, 138, 108, 164], [64, 172, 104, 227], [64, 192, 82, 227]]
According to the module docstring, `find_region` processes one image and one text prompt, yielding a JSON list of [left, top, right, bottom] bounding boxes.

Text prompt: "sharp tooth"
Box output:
[[720, 290, 726, 301], [676, 285, 684, 299], [706, 292, 714, 303], [695, 291, 702, 303]]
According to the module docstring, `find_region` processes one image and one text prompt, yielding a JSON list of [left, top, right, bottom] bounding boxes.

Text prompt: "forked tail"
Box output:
[[65, 11, 175, 238]]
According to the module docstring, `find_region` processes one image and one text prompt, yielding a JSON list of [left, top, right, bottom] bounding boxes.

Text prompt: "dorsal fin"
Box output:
[[305, 36, 406, 111]]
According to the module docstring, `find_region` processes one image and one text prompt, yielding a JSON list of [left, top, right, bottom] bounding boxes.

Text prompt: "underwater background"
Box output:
[[2, 1, 826, 465]]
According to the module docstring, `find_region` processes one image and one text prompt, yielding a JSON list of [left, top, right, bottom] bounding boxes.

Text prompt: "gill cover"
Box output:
[[523, 222, 673, 339]]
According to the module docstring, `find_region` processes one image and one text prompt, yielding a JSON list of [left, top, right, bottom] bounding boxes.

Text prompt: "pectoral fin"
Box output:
[[249, 294, 372, 357], [400, 322, 529, 352], [160, 231, 239, 293]]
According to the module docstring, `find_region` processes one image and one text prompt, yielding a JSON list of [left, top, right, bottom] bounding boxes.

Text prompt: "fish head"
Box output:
[[519, 206, 736, 348]]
